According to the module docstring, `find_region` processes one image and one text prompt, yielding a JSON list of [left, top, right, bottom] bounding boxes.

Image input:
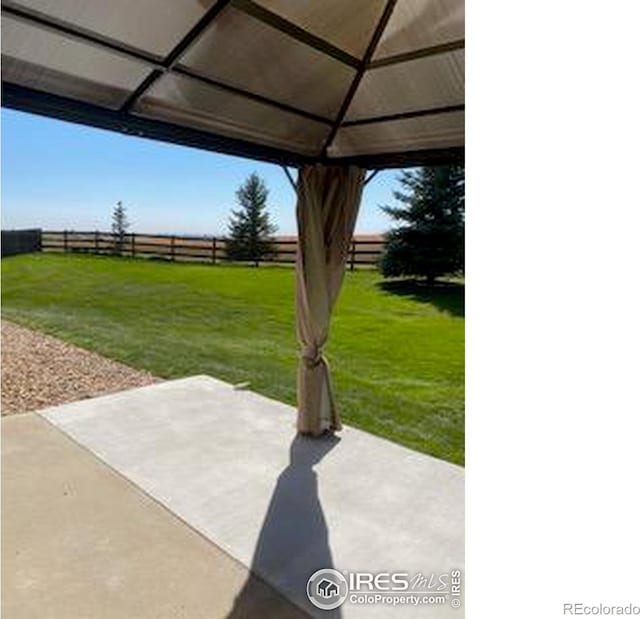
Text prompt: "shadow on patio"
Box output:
[[227, 434, 342, 618]]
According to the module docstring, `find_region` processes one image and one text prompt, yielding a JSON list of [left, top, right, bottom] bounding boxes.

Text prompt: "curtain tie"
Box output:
[[301, 345, 324, 368]]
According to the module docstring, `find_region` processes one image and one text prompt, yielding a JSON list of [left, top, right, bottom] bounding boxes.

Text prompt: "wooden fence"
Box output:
[[41, 231, 384, 270], [2, 229, 42, 257]]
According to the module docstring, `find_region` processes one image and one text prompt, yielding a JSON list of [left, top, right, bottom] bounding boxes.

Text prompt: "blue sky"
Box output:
[[1, 109, 403, 236]]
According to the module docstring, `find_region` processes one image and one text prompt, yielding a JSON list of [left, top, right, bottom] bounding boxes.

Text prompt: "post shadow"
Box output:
[[226, 433, 342, 618]]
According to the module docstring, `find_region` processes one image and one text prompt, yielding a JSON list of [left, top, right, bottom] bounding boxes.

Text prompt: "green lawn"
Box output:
[[1, 253, 464, 464]]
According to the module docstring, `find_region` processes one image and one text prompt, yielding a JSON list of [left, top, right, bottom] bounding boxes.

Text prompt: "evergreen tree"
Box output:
[[380, 165, 464, 285], [226, 173, 277, 266], [111, 200, 129, 255]]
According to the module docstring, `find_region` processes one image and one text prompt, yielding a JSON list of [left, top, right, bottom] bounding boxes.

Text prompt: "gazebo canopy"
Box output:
[[2, 0, 465, 436], [1, 0, 464, 168]]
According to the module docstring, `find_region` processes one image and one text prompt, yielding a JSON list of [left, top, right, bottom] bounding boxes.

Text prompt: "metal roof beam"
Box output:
[[329, 146, 465, 170], [230, 0, 360, 69], [368, 39, 465, 69], [342, 104, 465, 128], [1, 82, 313, 168], [3, 82, 464, 169], [321, 0, 398, 157]]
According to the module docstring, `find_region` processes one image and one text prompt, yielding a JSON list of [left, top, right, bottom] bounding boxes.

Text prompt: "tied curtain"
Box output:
[[295, 164, 365, 435]]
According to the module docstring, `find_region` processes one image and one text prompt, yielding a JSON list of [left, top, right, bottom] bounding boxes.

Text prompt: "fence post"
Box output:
[[170, 235, 175, 261], [350, 239, 356, 271], [63, 230, 68, 253], [212, 237, 216, 264], [131, 233, 136, 258], [93, 230, 98, 254]]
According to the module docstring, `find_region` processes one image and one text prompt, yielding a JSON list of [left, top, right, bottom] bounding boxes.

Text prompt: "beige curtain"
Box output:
[[295, 164, 365, 435]]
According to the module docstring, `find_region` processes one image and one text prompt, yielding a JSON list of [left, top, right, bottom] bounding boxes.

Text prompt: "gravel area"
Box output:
[[1, 321, 158, 415]]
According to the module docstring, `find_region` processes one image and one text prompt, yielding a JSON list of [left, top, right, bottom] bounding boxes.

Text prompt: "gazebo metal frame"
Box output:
[[1, 0, 464, 434], [2, 0, 464, 168]]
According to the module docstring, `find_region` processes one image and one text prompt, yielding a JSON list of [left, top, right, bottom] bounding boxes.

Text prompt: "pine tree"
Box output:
[[226, 174, 277, 266], [111, 200, 129, 255], [380, 165, 464, 285]]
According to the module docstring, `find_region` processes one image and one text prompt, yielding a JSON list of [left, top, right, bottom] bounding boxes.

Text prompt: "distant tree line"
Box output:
[[106, 165, 464, 281]]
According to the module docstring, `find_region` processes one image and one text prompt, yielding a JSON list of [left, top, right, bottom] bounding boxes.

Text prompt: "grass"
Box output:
[[1, 253, 464, 465]]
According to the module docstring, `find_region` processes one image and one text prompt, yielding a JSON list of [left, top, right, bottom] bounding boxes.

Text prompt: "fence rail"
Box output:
[[41, 231, 384, 269]]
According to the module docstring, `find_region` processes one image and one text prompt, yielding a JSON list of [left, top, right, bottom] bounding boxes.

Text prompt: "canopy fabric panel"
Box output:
[[177, 7, 356, 119], [5, 0, 219, 59], [373, 0, 465, 59], [329, 110, 465, 158], [136, 73, 330, 156], [1, 15, 150, 109], [1, 0, 464, 167], [344, 52, 465, 122], [253, 0, 387, 59]]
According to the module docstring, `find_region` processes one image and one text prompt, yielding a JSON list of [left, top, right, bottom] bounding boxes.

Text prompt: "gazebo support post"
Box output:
[[294, 163, 366, 435]]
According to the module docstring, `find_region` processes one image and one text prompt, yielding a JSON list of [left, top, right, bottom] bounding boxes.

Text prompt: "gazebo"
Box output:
[[1, 0, 464, 435]]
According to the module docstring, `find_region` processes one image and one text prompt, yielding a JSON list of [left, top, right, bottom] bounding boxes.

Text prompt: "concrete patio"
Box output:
[[3, 376, 464, 618]]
